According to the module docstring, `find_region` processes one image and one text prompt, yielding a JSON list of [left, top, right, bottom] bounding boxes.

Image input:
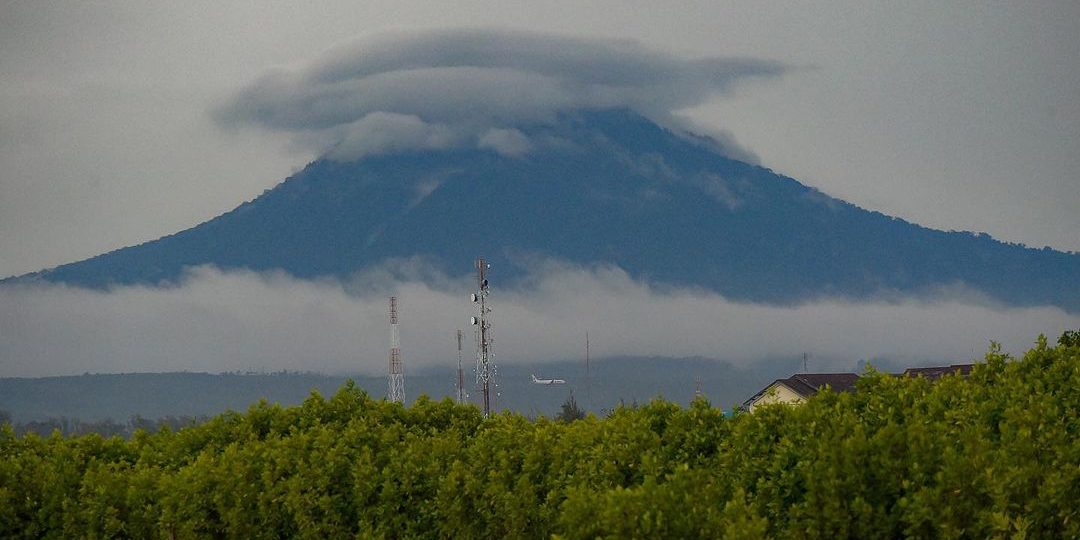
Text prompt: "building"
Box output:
[[902, 364, 974, 381], [741, 364, 976, 412], [741, 373, 860, 412]]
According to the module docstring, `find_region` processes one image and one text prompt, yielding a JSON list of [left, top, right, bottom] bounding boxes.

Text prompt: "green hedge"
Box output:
[[2, 334, 1078, 538]]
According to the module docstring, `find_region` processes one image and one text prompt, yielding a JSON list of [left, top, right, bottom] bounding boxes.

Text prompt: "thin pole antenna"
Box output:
[[456, 329, 466, 404], [802, 352, 809, 373], [585, 332, 591, 411], [388, 297, 405, 403]]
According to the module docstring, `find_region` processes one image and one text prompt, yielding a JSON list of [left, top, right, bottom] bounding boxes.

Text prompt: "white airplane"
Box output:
[[531, 374, 566, 385]]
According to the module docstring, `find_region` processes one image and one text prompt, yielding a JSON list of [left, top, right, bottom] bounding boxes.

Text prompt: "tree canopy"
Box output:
[[2, 332, 1078, 538]]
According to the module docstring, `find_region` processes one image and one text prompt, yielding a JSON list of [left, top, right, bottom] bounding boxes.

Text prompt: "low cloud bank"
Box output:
[[1, 263, 1075, 378], [215, 28, 783, 161]]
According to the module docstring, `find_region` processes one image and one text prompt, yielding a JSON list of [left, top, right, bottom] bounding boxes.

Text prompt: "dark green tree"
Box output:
[[2, 334, 1079, 537], [1058, 328, 1079, 347], [557, 391, 585, 423]]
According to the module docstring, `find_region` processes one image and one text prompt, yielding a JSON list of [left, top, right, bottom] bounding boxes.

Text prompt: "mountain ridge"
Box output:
[[8, 108, 1079, 312]]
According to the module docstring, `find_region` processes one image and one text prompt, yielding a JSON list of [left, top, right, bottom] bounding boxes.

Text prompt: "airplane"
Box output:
[[531, 374, 567, 385]]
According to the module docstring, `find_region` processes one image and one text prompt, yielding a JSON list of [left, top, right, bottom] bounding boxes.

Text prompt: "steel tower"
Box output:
[[388, 296, 405, 403], [471, 258, 495, 417]]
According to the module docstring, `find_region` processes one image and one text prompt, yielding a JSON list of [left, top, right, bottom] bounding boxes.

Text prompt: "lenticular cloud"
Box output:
[[215, 28, 785, 160]]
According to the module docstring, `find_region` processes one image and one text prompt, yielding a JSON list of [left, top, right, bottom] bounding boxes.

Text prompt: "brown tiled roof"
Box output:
[[902, 364, 974, 381], [742, 372, 860, 407], [781, 373, 861, 397], [743, 364, 975, 409]]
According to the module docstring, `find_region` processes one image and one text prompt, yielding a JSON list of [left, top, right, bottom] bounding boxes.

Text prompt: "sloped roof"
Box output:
[[902, 364, 974, 381], [742, 372, 860, 407], [781, 373, 861, 397]]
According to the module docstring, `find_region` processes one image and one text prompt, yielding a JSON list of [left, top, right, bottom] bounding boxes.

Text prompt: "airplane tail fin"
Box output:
[[531, 374, 538, 382]]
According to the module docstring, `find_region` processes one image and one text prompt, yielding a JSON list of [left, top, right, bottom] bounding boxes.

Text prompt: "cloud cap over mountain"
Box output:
[[215, 28, 785, 160]]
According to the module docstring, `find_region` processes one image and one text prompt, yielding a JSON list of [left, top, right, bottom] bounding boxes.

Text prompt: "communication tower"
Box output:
[[471, 258, 495, 417], [456, 329, 467, 404], [388, 297, 405, 403]]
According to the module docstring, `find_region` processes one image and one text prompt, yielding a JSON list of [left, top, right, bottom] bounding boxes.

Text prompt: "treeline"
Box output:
[[0, 413, 206, 439], [2, 332, 1078, 538]]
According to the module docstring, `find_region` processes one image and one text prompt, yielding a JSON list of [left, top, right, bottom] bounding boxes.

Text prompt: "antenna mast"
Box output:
[[471, 258, 495, 417], [585, 332, 591, 410], [388, 297, 405, 403], [456, 329, 466, 404]]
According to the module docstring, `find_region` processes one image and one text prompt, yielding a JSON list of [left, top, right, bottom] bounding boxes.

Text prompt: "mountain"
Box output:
[[11, 108, 1079, 311]]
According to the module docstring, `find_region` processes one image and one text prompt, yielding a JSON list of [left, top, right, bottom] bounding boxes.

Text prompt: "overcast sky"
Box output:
[[1, 1, 1078, 279], [2, 2, 1078, 379], [2, 5, 1080, 278], [2, 2, 1080, 378]]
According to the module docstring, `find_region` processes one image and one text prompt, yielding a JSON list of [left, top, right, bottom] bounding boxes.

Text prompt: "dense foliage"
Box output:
[[2, 334, 1078, 538], [0, 414, 205, 439]]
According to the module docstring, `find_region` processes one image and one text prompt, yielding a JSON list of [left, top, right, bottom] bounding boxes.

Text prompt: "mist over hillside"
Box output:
[[14, 108, 1079, 313]]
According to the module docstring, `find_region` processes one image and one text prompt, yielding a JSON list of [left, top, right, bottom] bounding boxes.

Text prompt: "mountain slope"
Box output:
[[14, 109, 1080, 311]]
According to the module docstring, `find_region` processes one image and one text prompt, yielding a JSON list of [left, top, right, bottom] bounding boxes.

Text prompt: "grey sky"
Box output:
[[1, 1, 1078, 279]]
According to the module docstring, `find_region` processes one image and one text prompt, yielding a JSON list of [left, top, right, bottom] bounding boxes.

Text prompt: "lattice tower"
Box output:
[[388, 296, 405, 403], [471, 258, 495, 417]]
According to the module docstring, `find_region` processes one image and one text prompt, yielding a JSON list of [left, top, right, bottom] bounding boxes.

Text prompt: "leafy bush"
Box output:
[[1, 334, 1078, 538]]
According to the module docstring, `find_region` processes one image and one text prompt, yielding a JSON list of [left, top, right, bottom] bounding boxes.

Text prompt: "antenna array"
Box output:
[[471, 258, 495, 417]]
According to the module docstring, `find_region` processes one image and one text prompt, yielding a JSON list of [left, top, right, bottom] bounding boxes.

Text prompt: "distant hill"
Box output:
[[10, 108, 1078, 311], [0, 356, 791, 423]]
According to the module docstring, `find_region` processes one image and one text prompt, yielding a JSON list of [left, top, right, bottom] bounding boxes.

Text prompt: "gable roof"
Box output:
[[781, 373, 861, 397], [742, 372, 860, 408], [902, 364, 974, 381]]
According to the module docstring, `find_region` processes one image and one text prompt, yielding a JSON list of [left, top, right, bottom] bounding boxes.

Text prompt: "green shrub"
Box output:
[[2, 333, 1078, 538]]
